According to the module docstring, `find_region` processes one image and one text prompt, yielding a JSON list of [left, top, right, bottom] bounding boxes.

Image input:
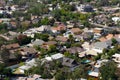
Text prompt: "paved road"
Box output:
[[90, 22, 108, 28]]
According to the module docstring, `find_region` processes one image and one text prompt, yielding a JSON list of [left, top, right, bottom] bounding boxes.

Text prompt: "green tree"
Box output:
[[16, 35, 32, 45], [100, 61, 117, 80], [72, 65, 87, 79], [34, 33, 49, 41], [55, 70, 65, 80], [0, 48, 10, 63], [48, 45, 57, 53], [69, 35, 74, 43], [40, 17, 50, 25], [111, 38, 117, 45], [0, 63, 12, 78], [14, 51, 22, 61]]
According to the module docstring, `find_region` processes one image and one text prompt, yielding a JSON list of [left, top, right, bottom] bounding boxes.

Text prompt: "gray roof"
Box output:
[[32, 39, 44, 46], [62, 57, 76, 67], [94, 41, 111, 49], [66, 47, 84, 54], [115, 38, 120, 43]]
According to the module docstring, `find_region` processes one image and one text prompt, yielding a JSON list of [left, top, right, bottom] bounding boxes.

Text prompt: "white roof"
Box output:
[[86, 50, 98, 56], [112, 54, 120, 58], [26, 59, 36, 65], [51, 53, 64, 60], [19, 65, 31, 70], [45, 57, 52, 61], [89, 71, 99, 77]]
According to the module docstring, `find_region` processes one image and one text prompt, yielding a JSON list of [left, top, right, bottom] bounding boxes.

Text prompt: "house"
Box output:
[[64, 28, 82, 37], [1, 43, 20, 50], [62, 57, 77, 68], [19, 47, 37, 56], [82, 32, 94, 40], [92, 40, 112, 53], [55, 36, 68, 43], [99, 34, 114, 42], [44, 53, 64, 62], [41, 41, 57, 49], [31, 39, 44, 46], [79, 50, 98, 58], [106, 34, 114, 40], [51, 23, 66, 33], [5, 31, 19, 40], [51, 53, 64, 60], [112, 54, 120, 63], [23, 25, 51, 38], [70, 28, 82, 35], [82, 42, 91, 50], [66, 47, 84, 54]]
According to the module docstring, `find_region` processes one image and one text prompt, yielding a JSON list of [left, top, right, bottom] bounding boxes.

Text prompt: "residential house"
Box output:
[[66, 47, 84, 54], [82, 32, 94, 41], [23, 25, 51, 38], [6, 31, 19, 40], [64, 28, 82, 37], [112, 54, 120, 64], [79, 49, 98, 58], [106, 34, 114, 40], [92, 40, 112, 53], [55, 36, 68, 44], [51, 23, 66, 33], [62, 57, 77, 68], [1, 43, 20, 50], [82, 42, 91, 50], [19, 47, 37, 56], [99, 34, 114, 42], [41, 41, 57, 49], [70, 28, 82, 35], [30, 39, 44, 46]]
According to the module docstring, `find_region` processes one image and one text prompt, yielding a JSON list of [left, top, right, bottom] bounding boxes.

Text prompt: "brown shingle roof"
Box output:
[[70, 28, 82, 34], [55, 36, 68, 42], [106, 34, 114, 40], [43, 41, 57, 45], [2, 43, 20, 50]]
